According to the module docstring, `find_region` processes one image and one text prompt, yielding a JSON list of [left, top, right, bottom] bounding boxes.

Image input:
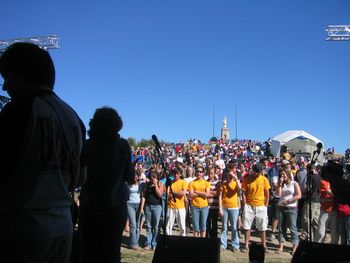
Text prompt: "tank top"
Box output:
[[145, 184, 161, 205], [128, 184, 142, 204], [278, 181, 298, 208]]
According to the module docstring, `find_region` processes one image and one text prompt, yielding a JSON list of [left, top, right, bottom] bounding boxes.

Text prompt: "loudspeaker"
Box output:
[[152, 236, 220, 263], [292, 241, 350, 263]]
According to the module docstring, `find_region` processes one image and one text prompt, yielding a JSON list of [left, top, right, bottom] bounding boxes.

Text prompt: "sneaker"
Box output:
[[267, 232, 276, 241], [144, 246, 151, 251]]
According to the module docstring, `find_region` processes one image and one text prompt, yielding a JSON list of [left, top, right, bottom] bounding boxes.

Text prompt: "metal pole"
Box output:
[[212, 104, 215, 138], [235, 104, 238, 140]]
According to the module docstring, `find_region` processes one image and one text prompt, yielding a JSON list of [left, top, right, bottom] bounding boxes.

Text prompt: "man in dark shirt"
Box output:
[[0, 42, 86, 263], [300, 163, 321, 240]]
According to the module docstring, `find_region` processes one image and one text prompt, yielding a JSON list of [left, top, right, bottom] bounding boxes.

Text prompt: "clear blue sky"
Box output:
[[1, 1, 349, 153]]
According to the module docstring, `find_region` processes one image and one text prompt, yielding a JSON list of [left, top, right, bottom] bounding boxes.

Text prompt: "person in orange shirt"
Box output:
[[218, 168, 241, 251], [314, 177, 338, 244], [166, 167, 188, 236], [241, 164, 271, 253], [188, 166, 211, 238]]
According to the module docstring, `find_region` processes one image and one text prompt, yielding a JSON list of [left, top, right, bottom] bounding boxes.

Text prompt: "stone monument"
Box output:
[[221, 116, 230, 141]]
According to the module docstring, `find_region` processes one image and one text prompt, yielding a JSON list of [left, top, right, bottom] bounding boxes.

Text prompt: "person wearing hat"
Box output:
[[241, 163, 271, 253]]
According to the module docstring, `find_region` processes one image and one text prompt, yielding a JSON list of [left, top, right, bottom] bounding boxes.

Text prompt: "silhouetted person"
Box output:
[[79, 107, 133, 263], [249, 242, 265, 263], [0, 42, 86, 263], [322, 160, 350, 206]]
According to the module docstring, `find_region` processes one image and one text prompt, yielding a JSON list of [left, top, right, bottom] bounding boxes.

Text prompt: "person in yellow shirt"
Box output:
[[166, 167, 188, 236], [218, 168, 241, 252], [188, 167, 211, 238], [241, 163, 271, 253]]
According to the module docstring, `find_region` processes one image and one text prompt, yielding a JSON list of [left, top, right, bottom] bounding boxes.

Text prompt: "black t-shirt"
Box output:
[[0, 90, 86, 239], [80, 137, 133, 209], [0, 94, 33, 182], [310, 173, 321, 202], [144, 184, 162, 205]]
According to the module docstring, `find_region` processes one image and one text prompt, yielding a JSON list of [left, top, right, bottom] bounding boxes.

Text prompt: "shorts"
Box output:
[[242, 204, 268, 231]]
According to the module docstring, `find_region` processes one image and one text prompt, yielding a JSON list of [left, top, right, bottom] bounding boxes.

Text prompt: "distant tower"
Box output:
[[221, 116, 230, 141]]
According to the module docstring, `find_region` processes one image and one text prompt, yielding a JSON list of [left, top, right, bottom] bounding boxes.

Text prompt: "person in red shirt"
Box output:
[[338, 203, 350, 245], [315, 178, 338, 244]]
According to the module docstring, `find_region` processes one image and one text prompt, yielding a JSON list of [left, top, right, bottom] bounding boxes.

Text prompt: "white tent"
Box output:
[[271, 130, 324, 161]]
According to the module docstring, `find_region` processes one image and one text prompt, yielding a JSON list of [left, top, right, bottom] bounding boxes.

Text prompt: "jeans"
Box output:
[[145, 204, 162, 248], [127, 202, 141, 247], [277, 206, 299, 245], [220, 208, 240, 249], [338, 215, 350, 245], [315, 210, 338, 244], [268, 197, 280, 221], [191, 206, 209, 232], [206, 208, 219, 238]]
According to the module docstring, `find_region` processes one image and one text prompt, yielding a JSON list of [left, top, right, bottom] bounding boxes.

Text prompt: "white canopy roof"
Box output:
[[271, 130, 324, 160]]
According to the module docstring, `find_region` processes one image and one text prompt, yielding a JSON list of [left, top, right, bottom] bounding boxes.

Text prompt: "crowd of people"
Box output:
[[125, 139, 350, 256]]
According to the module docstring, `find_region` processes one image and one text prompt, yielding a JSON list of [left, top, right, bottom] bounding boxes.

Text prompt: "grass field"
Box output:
[[120, 246, 292, 263]]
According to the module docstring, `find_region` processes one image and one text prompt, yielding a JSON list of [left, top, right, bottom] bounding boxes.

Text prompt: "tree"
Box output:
[[127, 137, 137, 148]]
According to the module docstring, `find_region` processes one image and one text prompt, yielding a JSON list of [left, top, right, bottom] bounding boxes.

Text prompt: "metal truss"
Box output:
[[326, 25, 350, 41], [0, 95, 10, 110], [0, 35, 60, 52], [0, 35, 60, 110]]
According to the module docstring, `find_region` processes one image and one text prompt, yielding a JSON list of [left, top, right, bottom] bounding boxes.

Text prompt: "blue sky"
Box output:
[[1, 1, 349, 153]]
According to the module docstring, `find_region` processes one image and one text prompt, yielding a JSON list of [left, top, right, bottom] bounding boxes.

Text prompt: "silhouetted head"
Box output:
[[252, 163, 263, 174], [88, 107, 123, 140], [0, 42, 55, 99]]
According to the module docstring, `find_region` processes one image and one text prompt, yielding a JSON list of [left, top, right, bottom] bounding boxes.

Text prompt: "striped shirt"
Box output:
[[207, 179, 220, 209]]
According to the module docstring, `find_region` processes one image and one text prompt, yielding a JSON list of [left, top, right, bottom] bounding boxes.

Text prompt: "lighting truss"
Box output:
[[0, 35, 60, 52], [326, 25, 350, 41], [0, 95, 10, 110]]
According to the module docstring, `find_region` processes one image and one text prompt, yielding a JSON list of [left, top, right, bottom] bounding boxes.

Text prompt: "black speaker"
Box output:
[[152, 236, 220, 263], [292, 241, 350, 263]]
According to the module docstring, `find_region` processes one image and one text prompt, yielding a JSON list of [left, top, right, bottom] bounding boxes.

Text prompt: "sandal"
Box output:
[[275, 249, 283, 254], [299, 233, 307, 241], [241, 247, 248, 253]]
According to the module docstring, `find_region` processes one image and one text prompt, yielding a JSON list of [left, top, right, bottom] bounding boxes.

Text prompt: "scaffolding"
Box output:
[[0, 35, 60, 110], [326, 25, 350, 41], [0, 35, 60, 52]]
